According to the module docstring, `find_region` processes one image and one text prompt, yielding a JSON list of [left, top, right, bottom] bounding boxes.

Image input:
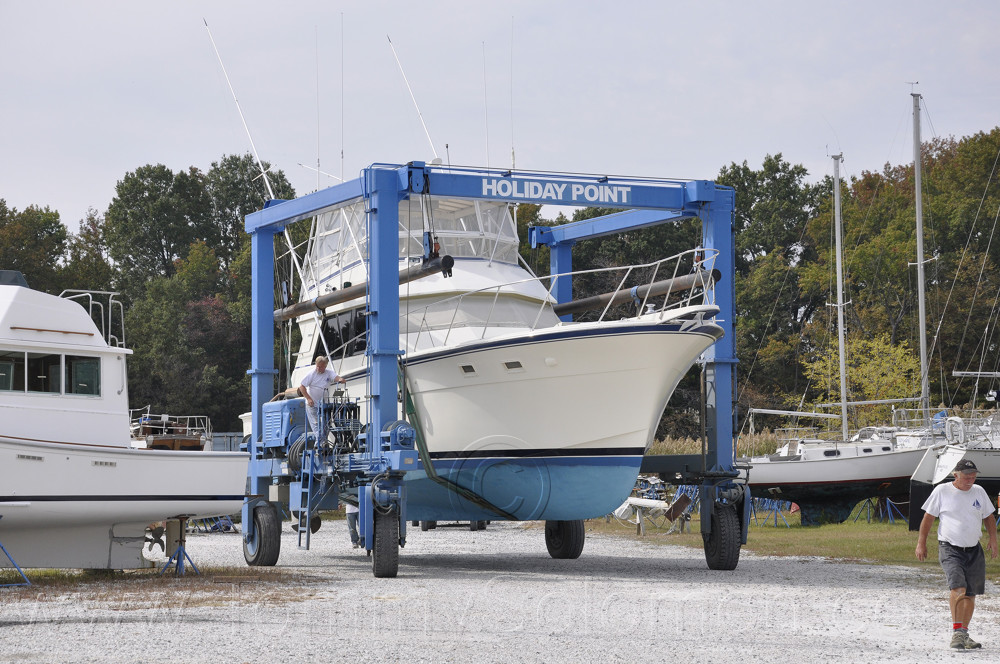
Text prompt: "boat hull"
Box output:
[[746, 447, 929, 525], [909, 444, 1000, 529], [395, 322, 720, 520], [0, 437, 247, 569]]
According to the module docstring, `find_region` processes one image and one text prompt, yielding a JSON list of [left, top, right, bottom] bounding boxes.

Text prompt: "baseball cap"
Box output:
[[954, 459, 979, 474]]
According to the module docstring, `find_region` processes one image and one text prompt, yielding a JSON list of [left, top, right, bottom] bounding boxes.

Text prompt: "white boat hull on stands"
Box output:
[[0, 437, 246, 569], [746, 445, 931, 525]]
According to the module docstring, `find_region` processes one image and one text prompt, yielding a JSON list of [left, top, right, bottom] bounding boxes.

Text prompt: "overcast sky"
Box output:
[[2, 1, 998, 230]]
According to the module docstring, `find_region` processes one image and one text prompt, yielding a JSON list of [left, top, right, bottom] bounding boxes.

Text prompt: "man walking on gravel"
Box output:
[[916, 459, 998, 650]]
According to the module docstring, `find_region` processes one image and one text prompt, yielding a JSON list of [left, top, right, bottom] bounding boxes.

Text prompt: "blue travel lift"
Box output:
[[242, 163, 750, 578]]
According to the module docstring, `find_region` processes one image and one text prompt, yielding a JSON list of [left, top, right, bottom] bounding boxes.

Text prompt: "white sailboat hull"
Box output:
[[745, 446, 931, 525]]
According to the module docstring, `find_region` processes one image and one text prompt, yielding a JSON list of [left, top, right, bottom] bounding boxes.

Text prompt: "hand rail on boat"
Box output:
[[410, 247, 718, 351]]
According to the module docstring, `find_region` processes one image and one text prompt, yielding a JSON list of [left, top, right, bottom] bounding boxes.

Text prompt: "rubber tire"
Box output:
[[411, 520, 420, 527], [420, 520, 431, 531], [372, 510, 400, 578], [244, 503, 281, 566], [478, 520, 488, 530], [469, 520, 480, 531], [703, 503, 740, 571], [544, 519, 585, 559], [310, 515, 322, 534]]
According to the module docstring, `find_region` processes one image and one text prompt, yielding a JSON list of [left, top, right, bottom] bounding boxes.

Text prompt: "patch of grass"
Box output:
[[650, 431, 780, 456], [591, 507, 1000, 584]]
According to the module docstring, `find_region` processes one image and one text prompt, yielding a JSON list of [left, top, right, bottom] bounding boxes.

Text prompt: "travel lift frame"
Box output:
[[243, 162, 749, 578]]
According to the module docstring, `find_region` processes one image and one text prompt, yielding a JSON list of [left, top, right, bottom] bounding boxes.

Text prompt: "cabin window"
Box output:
[[503, 360, 524, 372], [0, 350, 25, 391], [862, 448, 873, 454], [319, 308, 368, 360], [65, 355, 100, 396], [27, 352, 61, 394], [460, 364, 477, 375], [823, 450, 841, 457]]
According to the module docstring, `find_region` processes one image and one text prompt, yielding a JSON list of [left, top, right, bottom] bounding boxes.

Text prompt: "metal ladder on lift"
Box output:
[[297, 447, 317, 550]]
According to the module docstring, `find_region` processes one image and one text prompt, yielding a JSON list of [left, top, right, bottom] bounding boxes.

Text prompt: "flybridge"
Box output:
[[481, 177, 632, 205]]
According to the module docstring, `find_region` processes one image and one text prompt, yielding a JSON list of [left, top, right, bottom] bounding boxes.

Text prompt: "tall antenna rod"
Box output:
[[204, 19, 275, 201], [510, 16, 516, 170], [341, 13, 345, 181], [314, 26, 321, 192], [483, 41, 490, 170], [387, 35, 438, 160]]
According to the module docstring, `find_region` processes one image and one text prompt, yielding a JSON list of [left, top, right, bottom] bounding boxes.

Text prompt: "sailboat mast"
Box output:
[[832, 154, 849, 440], [912, 93, 930, 424]]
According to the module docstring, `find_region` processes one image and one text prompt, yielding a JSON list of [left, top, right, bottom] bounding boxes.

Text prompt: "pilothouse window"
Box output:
[[66, 355, 101, 395], [0, 350, 25, 391], [27, 352, 60, 393]]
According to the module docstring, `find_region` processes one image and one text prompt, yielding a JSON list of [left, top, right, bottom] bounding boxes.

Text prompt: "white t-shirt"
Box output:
[[922, 481, 995, 547], [300, 366, 339, 405], [345, 502, 359, 514]]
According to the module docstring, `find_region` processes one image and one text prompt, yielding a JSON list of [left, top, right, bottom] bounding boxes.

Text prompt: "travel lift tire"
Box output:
[[372, 509, 400, 578], [544, 519, 585, 559], [703, 502, 741, 571], [244, 502, 281, 566]]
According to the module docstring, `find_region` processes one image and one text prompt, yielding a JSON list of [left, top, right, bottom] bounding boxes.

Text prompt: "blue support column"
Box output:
[[701, 187, 737, 471], [364, 166, 403, 440], [549, 242, 575, 321], [249, 228, 278, 440]]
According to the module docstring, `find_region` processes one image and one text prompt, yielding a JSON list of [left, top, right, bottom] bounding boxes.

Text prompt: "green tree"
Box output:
[[716, 155, 825, 411], [104, 164, 215, 301], [0, 199, 67, 293], [60, 209, 115, 292], [802, 333, 920, 428], [204, 153, 296, 271]]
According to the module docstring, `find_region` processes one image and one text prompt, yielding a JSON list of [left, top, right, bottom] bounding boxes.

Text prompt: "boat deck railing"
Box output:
[[406, 247, 718, 350], [129, 407, 212, 440], [59, 289, 126, 348]]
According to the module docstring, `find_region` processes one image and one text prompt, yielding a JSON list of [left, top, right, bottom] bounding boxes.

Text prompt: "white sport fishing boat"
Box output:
[[277, 193, 723, 521], [0, 273, 247, 569]]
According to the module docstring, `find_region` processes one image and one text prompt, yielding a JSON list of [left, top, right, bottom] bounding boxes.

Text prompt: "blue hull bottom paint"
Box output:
[[402, 454, 643, 522]]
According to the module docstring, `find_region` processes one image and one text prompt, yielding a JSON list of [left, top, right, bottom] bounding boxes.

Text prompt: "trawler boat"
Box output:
[[277, 194, 723, 522], [0, 273, 247, 569]]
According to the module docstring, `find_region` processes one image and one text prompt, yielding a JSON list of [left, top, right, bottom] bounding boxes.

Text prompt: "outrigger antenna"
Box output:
[[387, 35, 439, 160], [204, 18, 276, 201]]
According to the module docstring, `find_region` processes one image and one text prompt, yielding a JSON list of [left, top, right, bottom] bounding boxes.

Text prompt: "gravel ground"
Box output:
[[1, 520, 997, 663]]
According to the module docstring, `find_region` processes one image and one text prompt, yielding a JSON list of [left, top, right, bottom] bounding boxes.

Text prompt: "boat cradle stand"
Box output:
[[0, 516, 31, 587], [159, 518, 199, 577]]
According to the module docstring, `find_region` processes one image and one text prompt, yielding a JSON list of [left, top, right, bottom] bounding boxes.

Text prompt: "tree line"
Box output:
[[3, 128, 999, 435]]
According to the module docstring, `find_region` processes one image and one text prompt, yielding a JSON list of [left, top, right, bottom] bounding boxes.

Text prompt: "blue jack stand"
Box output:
[[159, 518, 201, 576], [0, 516, 31, 587]]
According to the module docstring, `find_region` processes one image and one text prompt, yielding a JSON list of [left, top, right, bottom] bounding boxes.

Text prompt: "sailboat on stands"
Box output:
[[0, 272, 247, 569], [743, 130, 942, 525]]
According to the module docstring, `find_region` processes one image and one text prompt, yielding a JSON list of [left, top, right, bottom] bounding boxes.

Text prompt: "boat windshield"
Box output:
[[304, 196, 520, 287]]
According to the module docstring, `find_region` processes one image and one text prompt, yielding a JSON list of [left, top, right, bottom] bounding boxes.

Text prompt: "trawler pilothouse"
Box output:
[[0, 273, 247, 569]]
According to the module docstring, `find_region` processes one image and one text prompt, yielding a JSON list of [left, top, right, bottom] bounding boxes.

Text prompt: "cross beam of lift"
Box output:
[[243, 162, 748, 578]]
